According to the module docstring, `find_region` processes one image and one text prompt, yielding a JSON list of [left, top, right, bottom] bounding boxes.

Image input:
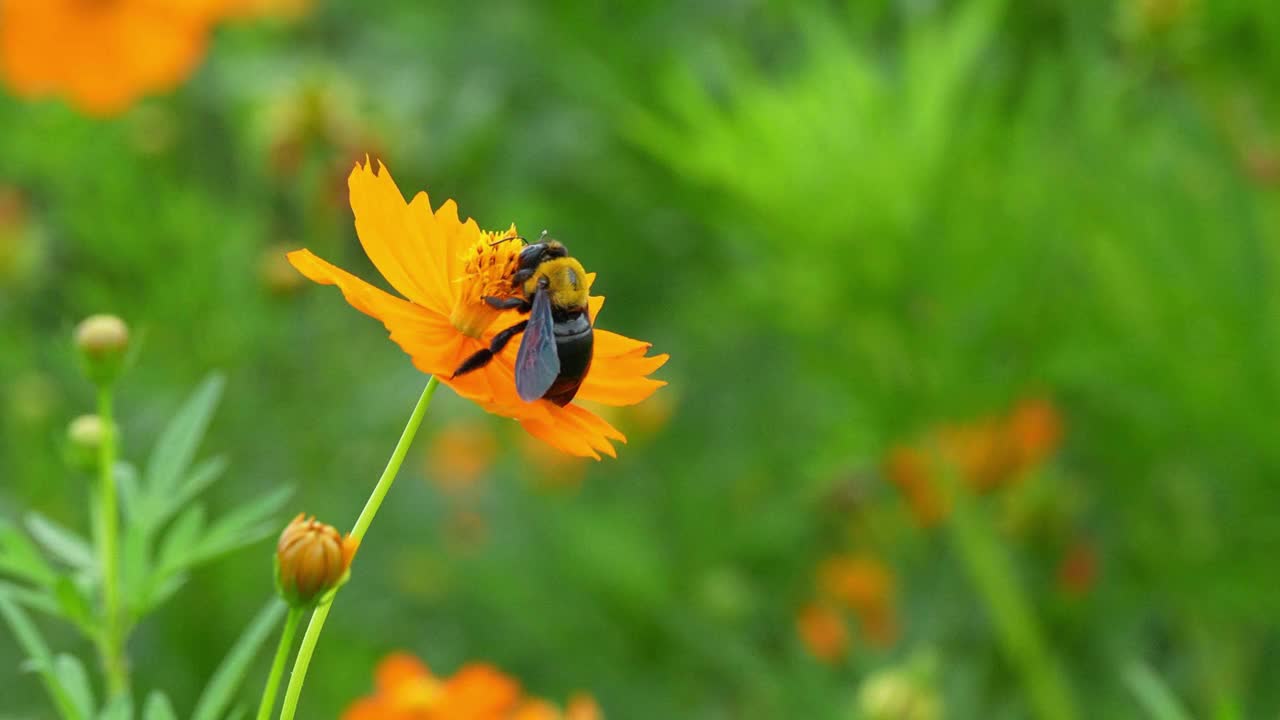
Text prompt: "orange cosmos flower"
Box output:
[[221, 0, 312, 18], [343, 652, 601, 720], [1057, 538, 1098, 598], [0, 0, 306, 116], [884, 445, 949, 528], [796, 602, 849, 663], [814, 554, 901, 650], [818, 554, 895, 616], [1006, 397, 1063, 468], [288, 159, 668, 459], [429, 420, 499, 495], [886, 397, 1066, 526]]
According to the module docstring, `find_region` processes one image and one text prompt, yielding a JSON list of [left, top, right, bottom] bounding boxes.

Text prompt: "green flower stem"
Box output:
[[256, 606, 304, 720], [96, 385, 127, 697], [944, 470, 1076, 720], [277, 377, 439, 720]]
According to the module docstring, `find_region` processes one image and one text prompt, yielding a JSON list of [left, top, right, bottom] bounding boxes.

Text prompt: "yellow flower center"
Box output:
[[449, 226, 522, 339]]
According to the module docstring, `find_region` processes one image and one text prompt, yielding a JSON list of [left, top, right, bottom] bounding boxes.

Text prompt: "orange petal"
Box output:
[[0, 2, 70, 95], [511, 700, 561, 720], [566, 694, 603, 720], [520, 415, 600, 460], [577, 373, 668, 407], [522, 403, 627, 460], [374, 652, 432, 695], [577, 340, 669, 406], [593, 328, 656, 359], [413, 195, 487, 296], [348, 160, 454, 315], [287, 249, 463, 379], [442, 664, 522, 715], [340, 698, 394, 720]]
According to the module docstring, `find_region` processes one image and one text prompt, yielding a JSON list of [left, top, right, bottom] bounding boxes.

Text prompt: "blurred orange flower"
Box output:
[[939, 420, 1018, 493], [811, 554, 900, 652], [796, 602, 848, 663], [1057, 538, 1098, 598], [1006, 398, 1063, 468], [343, 652, 601, 720], [858, 604, 900, 648], [222, 0, 312, 18], [886, 398, 1064, 527], [289, 159, 668, 459], [0, 0, 308, 116], [429, 420, 499, 495], [884, 446, 949, 528], [818, 554, 894, 616]]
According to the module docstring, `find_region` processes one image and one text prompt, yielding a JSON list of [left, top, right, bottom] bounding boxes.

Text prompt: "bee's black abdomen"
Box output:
[[544, 312, 593, 406]]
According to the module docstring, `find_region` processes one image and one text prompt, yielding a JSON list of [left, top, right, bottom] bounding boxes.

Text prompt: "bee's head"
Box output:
[[524, 256, 590, 311]]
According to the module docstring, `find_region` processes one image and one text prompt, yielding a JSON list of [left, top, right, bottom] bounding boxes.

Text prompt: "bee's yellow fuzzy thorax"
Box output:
[[527, 257, 591, 311]]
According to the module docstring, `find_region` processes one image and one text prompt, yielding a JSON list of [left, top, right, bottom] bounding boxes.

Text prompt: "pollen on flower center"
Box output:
[[449, 226, 522, 339]]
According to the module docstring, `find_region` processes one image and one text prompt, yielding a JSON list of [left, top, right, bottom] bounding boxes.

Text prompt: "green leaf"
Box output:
[[144, 374, 225, 500], [0, 580, 60, 616], [1125, 661, 1194, 720], [146, 572, 189, 613], [191, 599, 286, 720], [25, 513, 95, 571], [53, 577, 96, 632], [121, 521, 150, 619], [143, 690, 178, 720], [0, 593, 82, 720], [223, 705, 247, 720], [97, 690, 133, 720], [187, 486, 291, 567], [55, 654, 96, 720], [137, 503, 204, 614], [156, 505, 206, 576], [115, 462, 143, 523], [0, 520, 59, 586], [154, 455, 229, 527]]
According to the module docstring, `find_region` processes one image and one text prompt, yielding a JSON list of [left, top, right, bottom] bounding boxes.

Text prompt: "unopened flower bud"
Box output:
[[858, 667, 941, 720], [65, 414, 108, 471], [74, 314, 129, 385], [275, 513, 357, 608]]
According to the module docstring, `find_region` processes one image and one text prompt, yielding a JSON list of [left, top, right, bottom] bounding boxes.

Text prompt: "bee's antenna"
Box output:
[[490, 233, 525, 247]]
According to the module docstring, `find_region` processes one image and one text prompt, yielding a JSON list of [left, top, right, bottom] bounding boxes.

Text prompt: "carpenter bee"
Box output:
[[451, 233, 593, 406]]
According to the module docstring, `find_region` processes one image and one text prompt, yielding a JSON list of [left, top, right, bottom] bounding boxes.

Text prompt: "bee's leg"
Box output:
[[484, 296, 530, 311], [450, 320, 529, 378]]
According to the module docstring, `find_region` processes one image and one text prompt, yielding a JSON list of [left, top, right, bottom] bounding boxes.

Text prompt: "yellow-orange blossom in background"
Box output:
[[344, 652, 601, 720], [288, 159, 668, 459], [0, 0, 308, 116]]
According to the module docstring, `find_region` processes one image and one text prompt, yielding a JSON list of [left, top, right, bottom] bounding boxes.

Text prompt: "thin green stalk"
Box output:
[[277, 377, 439, 720], [945, 471, 1076, 720], [96, 386, 126, 697], [256, 607, 304, 720]]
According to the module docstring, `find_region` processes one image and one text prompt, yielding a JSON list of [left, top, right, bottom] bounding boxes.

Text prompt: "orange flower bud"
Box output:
[[275, 513, 357, 608]]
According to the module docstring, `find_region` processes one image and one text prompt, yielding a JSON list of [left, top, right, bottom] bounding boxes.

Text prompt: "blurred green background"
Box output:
[[4, 0, 1280, 718]]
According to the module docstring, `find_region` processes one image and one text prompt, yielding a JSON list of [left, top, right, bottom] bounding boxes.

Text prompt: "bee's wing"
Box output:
[[515, 287, 561, 402]]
